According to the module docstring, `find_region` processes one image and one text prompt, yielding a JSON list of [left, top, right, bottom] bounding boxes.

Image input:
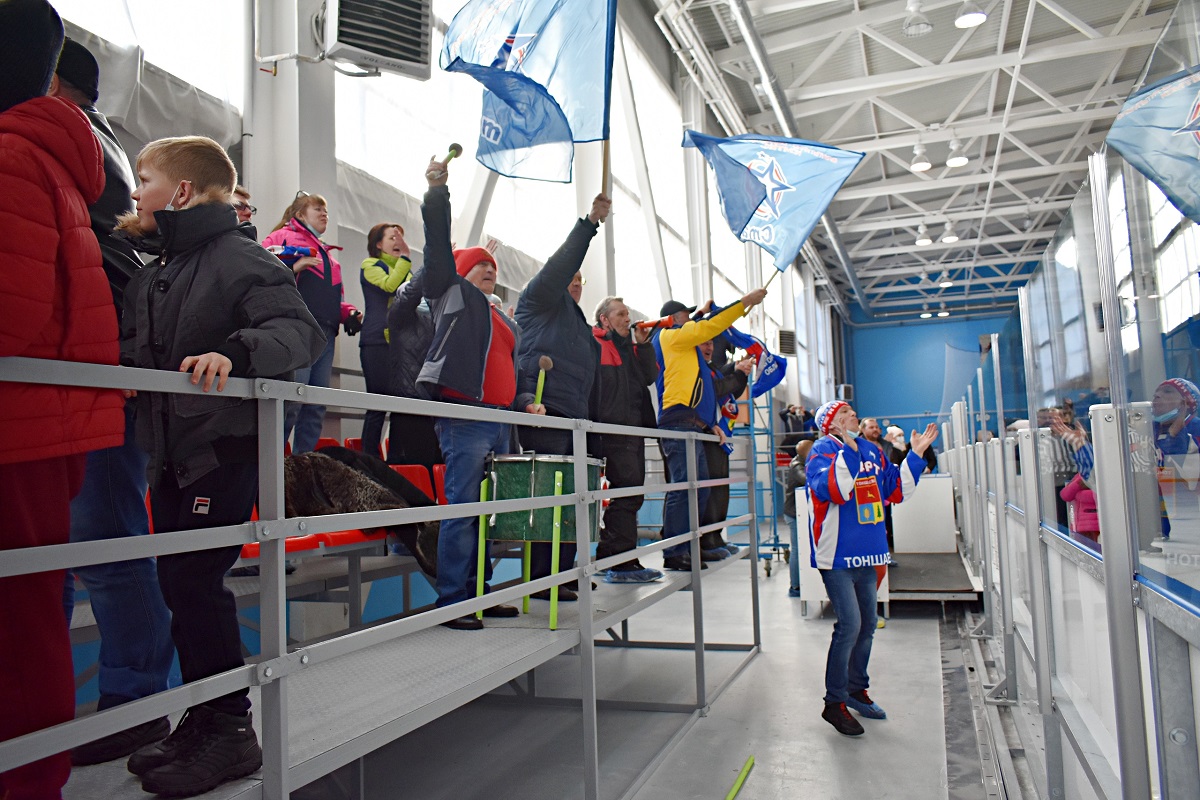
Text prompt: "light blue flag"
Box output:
[[1107, 67, 1200, 224], [441, 0, 616, 183], [683, 131, 864, 270]]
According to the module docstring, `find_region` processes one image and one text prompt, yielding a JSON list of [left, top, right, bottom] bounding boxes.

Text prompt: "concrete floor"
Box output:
[[356, 553, 974, 800]]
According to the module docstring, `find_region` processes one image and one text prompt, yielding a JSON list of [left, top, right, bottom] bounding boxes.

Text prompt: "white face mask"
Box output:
[[164, 183, 185, 212], [844, 428, 860, 440]]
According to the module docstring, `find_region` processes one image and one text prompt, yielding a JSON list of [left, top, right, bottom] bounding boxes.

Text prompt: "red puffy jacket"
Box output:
[[0, 96, 124, 465]]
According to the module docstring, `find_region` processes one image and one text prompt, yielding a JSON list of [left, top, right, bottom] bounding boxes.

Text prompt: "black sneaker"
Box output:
[[441, 615, 484, 630], [482, 604, 519, 617], [662, 556, 707, 571], [531, 587, 578, 601], [128, 707, 214, 776], [139, 710, 262, 797], [822, 702, 865, 736], [73, 716, 170, 766]]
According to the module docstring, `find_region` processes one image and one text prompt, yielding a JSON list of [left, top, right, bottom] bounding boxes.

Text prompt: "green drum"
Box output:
[[487, 454, 603, 542]]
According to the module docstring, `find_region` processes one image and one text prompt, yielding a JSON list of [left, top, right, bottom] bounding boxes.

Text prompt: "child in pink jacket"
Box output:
[[1061, 473, 1100, 546]]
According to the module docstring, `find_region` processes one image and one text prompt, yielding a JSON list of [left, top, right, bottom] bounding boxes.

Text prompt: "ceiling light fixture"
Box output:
[[910, 143, 932, 173], [938, 271, 954, 288], [937, 309, 951, 317], [954, 0, 988, 28], [920, 303, 932, 319], [940, 221, 959, 244], [915, 223, 933, 246], [946, 138, 969, 168], [902, 0, 933, 37]]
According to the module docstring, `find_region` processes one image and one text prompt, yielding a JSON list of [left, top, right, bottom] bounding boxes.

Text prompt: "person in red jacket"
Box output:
[[0, 2, 125, 796]]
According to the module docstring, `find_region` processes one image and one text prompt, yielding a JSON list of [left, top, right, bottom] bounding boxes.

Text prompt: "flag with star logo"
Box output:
[[1107, 66, 1200, 224], [683, 131, 864, 270], [442, 0, 616, 183]]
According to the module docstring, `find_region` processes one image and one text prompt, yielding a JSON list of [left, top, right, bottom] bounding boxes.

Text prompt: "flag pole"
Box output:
[[764, 267, 782, 289], [602, 139, 612, 197]]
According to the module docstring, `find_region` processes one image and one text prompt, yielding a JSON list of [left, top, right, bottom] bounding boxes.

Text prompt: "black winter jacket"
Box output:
[[416, 186, 523, 406], [120, 203, 326, 488], [593, 326, 657, 428], [513, 218, 600, 420], [387, 271, 434, 399]]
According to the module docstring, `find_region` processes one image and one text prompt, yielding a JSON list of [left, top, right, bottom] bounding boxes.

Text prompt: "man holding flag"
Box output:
[[653, 288, 767, 571]]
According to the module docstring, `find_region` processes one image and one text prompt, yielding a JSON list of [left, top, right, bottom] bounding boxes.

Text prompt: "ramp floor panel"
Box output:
[[888, 553, 978, 594]]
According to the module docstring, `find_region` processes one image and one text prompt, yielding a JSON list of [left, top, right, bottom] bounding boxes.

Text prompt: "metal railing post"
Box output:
[[256, 384, 289, 800], [686, 435, 707, 711], [573, 422, 600, 800]]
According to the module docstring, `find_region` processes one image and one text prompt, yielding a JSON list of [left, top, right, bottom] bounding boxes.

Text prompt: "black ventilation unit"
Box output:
[[323, 0, 432, 80]]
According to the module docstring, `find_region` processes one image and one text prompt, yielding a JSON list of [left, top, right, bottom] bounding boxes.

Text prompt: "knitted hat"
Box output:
[[55, 38, 99, 104], [0, 0, 64, 113], [1158, 378, 1200, 416], [453, 246, 496, 278], [814, 400, 848, 435]]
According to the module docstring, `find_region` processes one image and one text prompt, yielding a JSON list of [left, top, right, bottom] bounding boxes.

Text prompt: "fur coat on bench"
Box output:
[[284, 450, 439, 577]]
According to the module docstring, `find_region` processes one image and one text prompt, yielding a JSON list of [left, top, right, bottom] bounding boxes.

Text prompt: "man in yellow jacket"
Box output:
[[653, 287, 767, 570]]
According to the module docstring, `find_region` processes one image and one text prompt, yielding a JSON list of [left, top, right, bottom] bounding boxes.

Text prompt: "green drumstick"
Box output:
[[534, 355, 554, 406]]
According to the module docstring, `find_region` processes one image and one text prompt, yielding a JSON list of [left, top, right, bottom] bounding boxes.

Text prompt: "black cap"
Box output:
[[56, 38, 100, 104], [0, 0, 64, 113], [660, 300, 696, 318]]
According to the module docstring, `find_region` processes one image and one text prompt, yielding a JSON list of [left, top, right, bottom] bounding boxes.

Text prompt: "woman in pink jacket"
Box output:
[[1060, 473, 1099, 548], [262, 192, 361, 452]]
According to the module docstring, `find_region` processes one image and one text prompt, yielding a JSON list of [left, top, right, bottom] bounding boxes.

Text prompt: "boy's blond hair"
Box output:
[[116, 136, 237, 235]]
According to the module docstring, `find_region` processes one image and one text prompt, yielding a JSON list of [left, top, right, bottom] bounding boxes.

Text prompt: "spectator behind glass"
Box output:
[[232, 184, 255, 225], [359, 222, 413, 459], [51, 36, 175, 767], [116, 135, 324, 795], [0, 1, 125, 795], [262, 192, 362, 452]]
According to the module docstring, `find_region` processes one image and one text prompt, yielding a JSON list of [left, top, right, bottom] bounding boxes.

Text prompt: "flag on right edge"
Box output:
[[1107, 67, 1200, 224]]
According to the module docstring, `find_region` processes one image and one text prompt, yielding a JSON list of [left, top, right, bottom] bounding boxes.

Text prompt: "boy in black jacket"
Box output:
[[117, 135, 325, 798]]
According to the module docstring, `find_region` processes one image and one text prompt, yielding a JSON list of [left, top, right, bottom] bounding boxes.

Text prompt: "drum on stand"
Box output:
[[487, 454, 604, 542]]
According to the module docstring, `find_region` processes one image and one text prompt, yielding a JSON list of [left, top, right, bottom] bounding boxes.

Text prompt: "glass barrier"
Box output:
[[1102, 142, 1200, 599], [1022, 187, 1108, 556]]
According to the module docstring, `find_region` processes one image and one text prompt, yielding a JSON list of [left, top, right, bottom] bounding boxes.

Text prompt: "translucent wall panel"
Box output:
[[56, 0, 247, 111]]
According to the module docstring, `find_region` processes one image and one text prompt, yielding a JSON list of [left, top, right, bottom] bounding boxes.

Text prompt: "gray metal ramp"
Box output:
[[888, 552, 980, 601]]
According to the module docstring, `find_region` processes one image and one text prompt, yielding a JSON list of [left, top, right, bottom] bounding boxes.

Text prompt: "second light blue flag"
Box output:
[[684, 131, 864, 271]]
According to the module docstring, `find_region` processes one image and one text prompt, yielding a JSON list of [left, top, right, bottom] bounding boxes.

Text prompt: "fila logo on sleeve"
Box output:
[[193, 497, 211, 515]]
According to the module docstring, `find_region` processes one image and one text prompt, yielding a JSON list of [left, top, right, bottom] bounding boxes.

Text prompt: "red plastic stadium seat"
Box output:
[[314, 529, 387, 549], [240, 535, 322, 560], [344, 438, 383, 459], [314, 437, 339, 451], [389, 464, 435, 502], [284, 441, 292, 457], [432, 464, 447, 505]]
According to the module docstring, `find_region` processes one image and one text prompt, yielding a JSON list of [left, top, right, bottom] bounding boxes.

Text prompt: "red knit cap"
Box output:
[[454, 247, 496, 278]]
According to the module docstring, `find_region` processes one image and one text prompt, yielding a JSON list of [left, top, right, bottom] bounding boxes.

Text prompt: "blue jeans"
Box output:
[[433, 417, 512, 607], [64, 403, 174, 709], [819, 566, 878, 704], [286, 322, 338, 453], [660, 428, 709, 560]]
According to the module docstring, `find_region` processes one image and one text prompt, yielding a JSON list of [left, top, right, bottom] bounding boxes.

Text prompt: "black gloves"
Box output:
[[344, 311, 363, 336]]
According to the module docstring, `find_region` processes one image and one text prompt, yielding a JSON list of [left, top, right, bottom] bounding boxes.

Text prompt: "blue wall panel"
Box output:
[[845, 316, 1005, 436]]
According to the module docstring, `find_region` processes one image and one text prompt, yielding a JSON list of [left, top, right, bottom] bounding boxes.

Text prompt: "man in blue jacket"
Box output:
[[513, 193, 610, 599], [807, 400, 937, 736]]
